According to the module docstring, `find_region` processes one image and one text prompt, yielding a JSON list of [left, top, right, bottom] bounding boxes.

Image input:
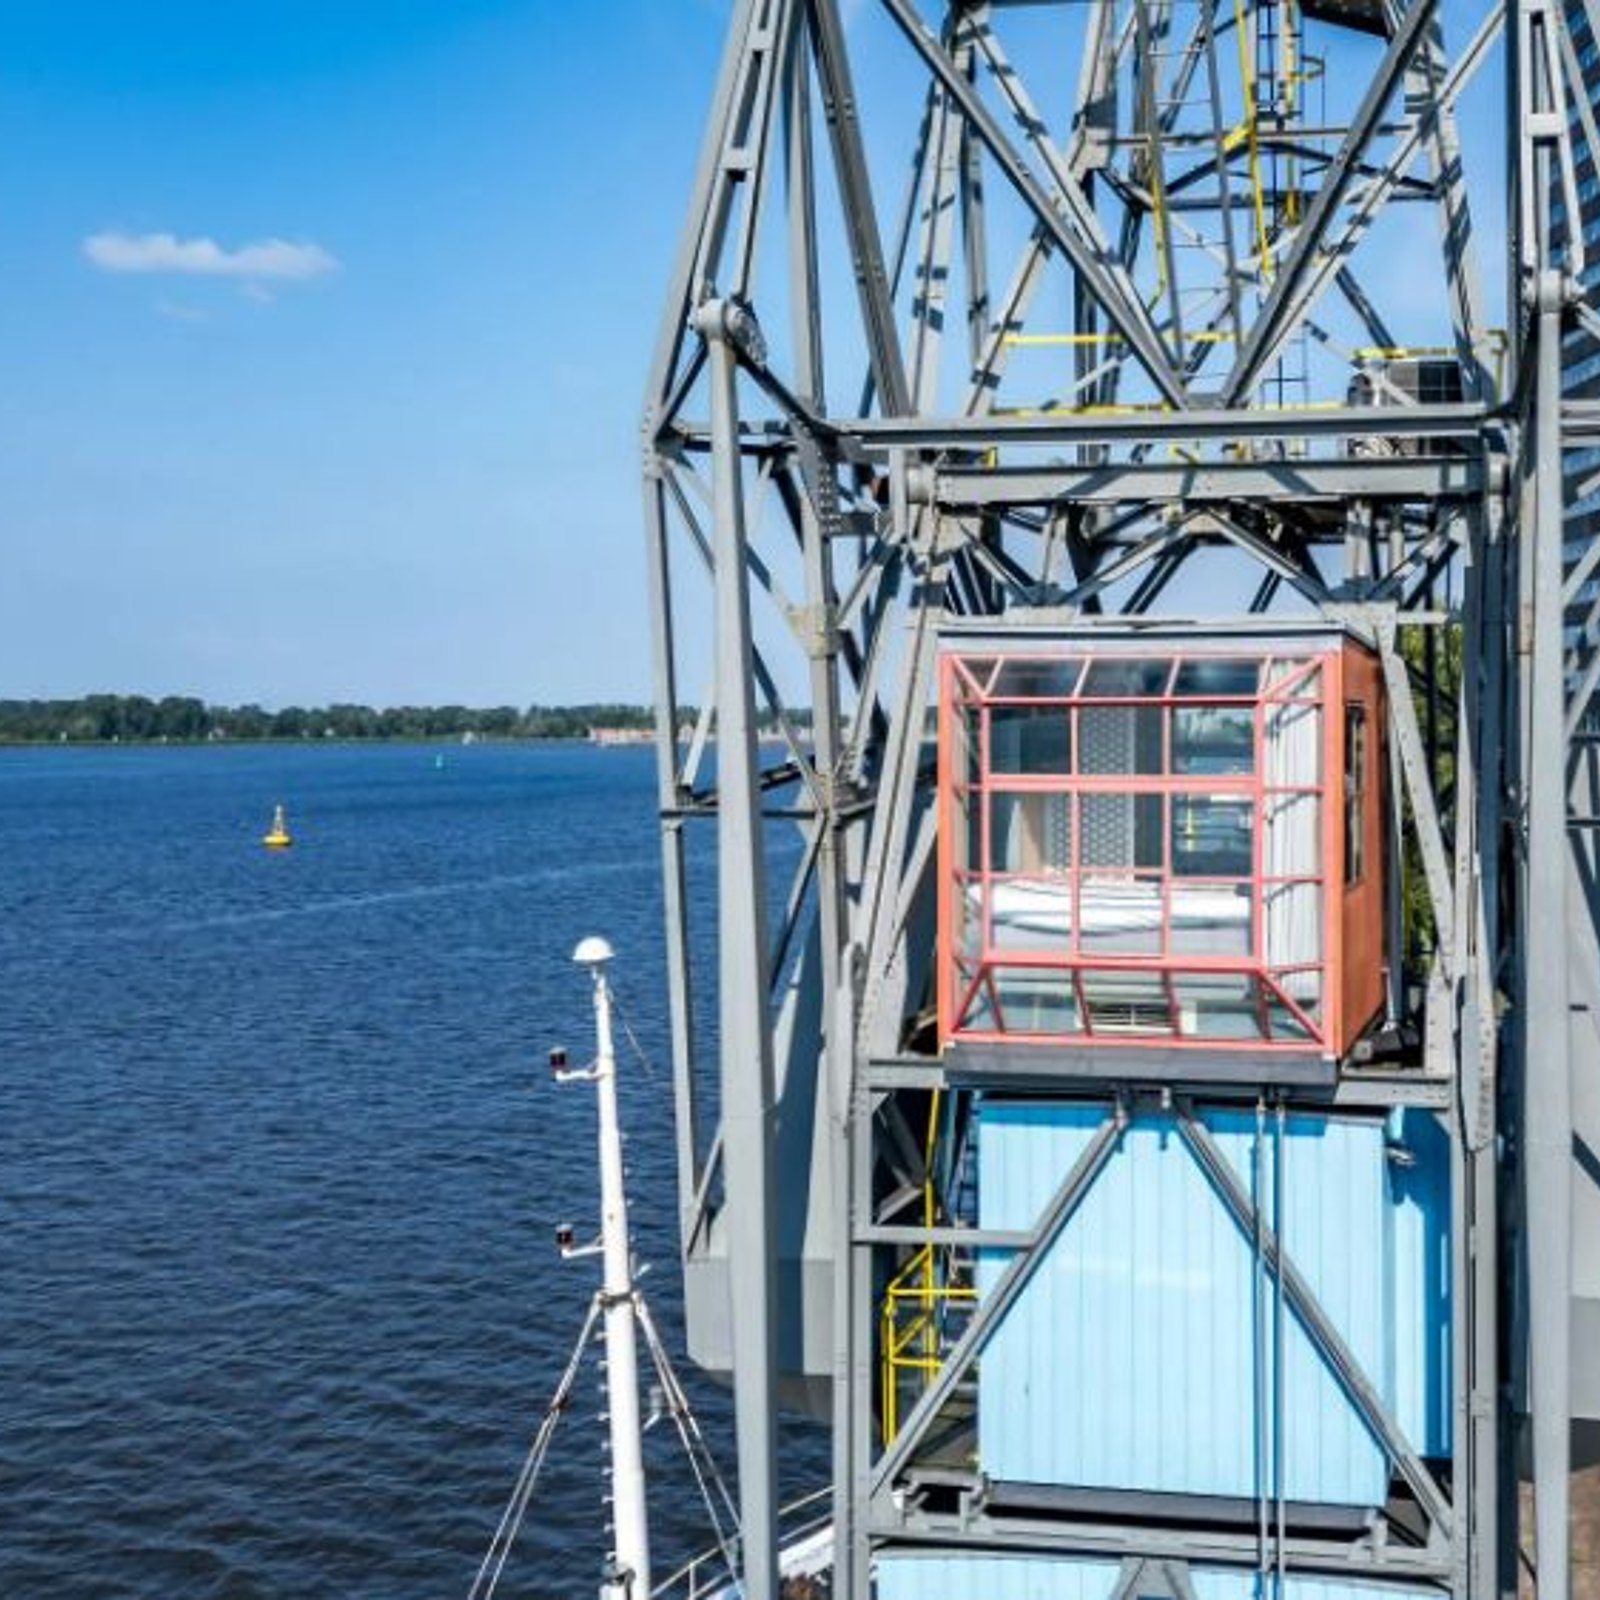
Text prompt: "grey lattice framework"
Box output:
[[641, 4, 1600, 1597]]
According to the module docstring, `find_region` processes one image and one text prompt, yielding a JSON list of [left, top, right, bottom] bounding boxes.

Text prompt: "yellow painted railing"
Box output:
[[880, 1247, 977, 1443], [879, 1088, 981, 1444]]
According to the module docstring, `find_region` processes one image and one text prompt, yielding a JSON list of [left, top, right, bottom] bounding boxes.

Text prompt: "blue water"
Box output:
[[0, 743, 823, 1598]]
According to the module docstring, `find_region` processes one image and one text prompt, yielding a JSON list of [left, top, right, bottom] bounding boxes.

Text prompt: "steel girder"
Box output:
[[641, 3, 1599, 1599]]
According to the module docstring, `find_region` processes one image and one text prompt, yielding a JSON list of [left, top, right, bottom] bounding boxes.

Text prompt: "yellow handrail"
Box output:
[[1231, 0, 1273, 279]]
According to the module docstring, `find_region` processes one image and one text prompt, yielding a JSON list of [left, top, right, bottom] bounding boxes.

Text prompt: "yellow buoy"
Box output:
[[262, 803, 293, 849]]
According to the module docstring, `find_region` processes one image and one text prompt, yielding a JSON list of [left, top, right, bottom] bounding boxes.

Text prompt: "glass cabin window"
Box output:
[[1171, 796, 1253, 877], [1344, 704, 1367, 884], [988, 705, 1070, 774], [1172, 704, 1255, 775], [940, 644, 1362, 1054]]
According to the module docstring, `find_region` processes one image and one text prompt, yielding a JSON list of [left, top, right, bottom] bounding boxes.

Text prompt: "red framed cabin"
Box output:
[[937, 625, 1387, 1074]]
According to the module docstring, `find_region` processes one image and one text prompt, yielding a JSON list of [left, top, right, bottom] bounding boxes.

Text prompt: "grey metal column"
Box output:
[[1524, 284, 1574, 1598], [695, 299, 781, 1600]]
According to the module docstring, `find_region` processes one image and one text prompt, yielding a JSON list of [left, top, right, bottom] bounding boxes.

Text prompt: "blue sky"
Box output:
[[0, 2, 725, 706], [0, 3, 1509, 709]]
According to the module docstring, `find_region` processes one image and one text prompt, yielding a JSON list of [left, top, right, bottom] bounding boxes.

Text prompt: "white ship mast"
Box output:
[[469, 943, 745, 1600], [570, 935, 652, 1600]]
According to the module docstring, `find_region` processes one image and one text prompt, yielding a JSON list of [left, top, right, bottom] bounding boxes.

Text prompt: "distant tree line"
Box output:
[[0, 696, 638, 744], [0, 695, 809, 745]]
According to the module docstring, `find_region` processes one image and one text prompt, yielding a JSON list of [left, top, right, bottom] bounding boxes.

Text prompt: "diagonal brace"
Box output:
[[870, 1107, 1125, 1497], [874, 0, 1188, 406], [1222, 0, 1440, 404], [1175, 1108, 1453, 1539]]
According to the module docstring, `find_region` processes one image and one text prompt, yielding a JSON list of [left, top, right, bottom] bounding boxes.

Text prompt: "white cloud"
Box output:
[[83, 230, 338, 282]]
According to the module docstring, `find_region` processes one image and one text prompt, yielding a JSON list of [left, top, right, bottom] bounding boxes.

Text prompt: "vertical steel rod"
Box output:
[[696, 301, 782, 1600]]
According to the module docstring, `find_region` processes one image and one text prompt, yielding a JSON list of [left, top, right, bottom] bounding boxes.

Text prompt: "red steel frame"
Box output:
[[936, 646, 1346, 1055]]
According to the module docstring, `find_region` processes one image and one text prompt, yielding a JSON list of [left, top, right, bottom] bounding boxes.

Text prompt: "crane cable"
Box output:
[[468, 1298, 602, 1600], [635, 1295, 744, 1593]]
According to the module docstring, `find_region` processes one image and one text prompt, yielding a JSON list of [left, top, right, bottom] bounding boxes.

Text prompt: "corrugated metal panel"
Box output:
[[1383, 1107, 1453, 1457], [877, 1554, 1437, 1600], [876, 1553, 1122, 1600], [975, 1102, 1450, 1505]]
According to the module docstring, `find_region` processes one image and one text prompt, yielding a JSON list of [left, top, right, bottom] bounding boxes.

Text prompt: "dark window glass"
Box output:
[[1173, 704, 1255, 775], [988, 705, 1071, 775], [1344, 704, 1367, 884], [991, 658, 1084, 698], [988, 792, 1072, 873], [963, 706, 982, 789], [1171, 796, 1253, 876], [1081, 658, 1170, 697], [1173, 659, 1259, 697], [953, 656, 997, 693]]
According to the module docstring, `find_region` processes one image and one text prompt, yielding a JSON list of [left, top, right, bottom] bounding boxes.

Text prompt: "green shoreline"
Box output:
[[0, 695, 801, 746], [0, 695, 664, 745], [0, 733, 645, 748]]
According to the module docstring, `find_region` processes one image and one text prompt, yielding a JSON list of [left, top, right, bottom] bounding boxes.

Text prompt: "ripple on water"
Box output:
[[0, 743, 826, 1599]]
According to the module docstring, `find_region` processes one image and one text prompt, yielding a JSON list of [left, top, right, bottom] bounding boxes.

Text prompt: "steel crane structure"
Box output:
[[641, 4, 1600, 1599]]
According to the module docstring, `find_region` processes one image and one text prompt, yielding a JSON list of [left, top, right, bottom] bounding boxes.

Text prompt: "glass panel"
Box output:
[[963, 704, 983, 789], [988, 792, 1072, 872], [991, 658, 1084, 699], [1265, 990, 1316, 1042], [991, 967, 1079, 1034], [1263, 880, 1322, 973], [1173, 974, 1266, 1040], [1080, 792, 1162, 869], [1266, 657, 1322, 693], [952, 655, 999, 695], [988, 705, 1071, 775], [1171, 796, 1253, 876], [987, 876, 1073, 953], [1344, 703, 1368, 884], [1079, 704, 1163, 776], [1173, 659, 1260, 697], [1271, 966, 1322, 1023], [951, 873, 981, 962], [1081, 658, 1170, 697], [1079, 969, 1173, 1034], [958, 972, 999, 1032], [1172, 704, 1255, 775], [963, 786, 983, 872], [1264, 698, 1322, 787], [1264, 789, 1320, 877], [1079, 873, 1162, 954], [1170, 881, 1252, 955]]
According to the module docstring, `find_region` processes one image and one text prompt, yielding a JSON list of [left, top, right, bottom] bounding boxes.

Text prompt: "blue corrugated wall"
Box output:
[[876, 1554, 1438, 1600], [974, 1101, 1450, 1507]]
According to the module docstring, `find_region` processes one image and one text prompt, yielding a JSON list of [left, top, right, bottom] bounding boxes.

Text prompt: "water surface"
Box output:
[[0, 743, 822, 1598]]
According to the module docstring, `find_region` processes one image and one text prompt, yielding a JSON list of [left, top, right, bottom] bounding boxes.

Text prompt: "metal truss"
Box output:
[[642, 3, 1600, 1598]]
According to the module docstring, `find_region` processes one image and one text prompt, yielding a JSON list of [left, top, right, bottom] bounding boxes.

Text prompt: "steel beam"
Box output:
[[927, 457, 1482, 508], [843, 400, 1488, 449], [868, 1517, 1454, 1583], [1524, 290, 1574, 1598], [696, 300, 782, 1600]]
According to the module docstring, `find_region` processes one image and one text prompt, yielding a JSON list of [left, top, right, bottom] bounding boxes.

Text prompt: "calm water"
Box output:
[[0, 743, 824, 1598]]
